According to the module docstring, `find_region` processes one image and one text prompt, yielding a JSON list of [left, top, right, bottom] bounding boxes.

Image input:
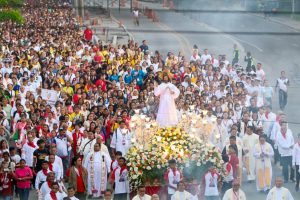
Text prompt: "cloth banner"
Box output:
[[41, 89, 59, 105]]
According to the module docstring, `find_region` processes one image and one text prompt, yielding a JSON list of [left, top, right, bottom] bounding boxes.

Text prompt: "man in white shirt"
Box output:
[[256, 63, 265, 81], [45, 146, 64, 176], [35, 161, 52, 191], [203, 165, 220, 200], [277, 121, 295, 183], [261, 105, 276, 139], [44, 182, 67, 200], [48, 154, 63, 181], [63, 187, 79, 200], [79, 131, 96, 160], [292, 134, 300, 191], [21, 133, 37, 168], [266, 177, 294, 200], [171, 181, 195, 200], [275, 70, 289, 110], [132, 185, 151, 200], [55, 128, 73, 178], [165, 159, 182, 199], [110, 120, 132, 157], [110, 157, 128, 199], [201, 49, 212, 64]]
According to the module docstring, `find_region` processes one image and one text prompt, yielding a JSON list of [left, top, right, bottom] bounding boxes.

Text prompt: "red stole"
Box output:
[[27, 142, 36, 148], [50, 191, 57, 200], [72, 132, 82, 155], [265, 112, 269, 119], [48, 163, 53, 171], [42, 169, 48, 176], [119, 165, 127, 176], [47, 181, 52, 188], [164, 168, 181, 183]]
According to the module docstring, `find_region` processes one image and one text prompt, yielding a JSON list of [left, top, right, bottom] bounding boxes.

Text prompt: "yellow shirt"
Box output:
[[62, 86, 74, 96]]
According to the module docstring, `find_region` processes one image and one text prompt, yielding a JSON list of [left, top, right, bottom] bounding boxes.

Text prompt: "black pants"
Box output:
[[281, 156, 294, 182], [296, 165, 300, 188], [114, 193, 128, 200], [279, 89, 288, 110], [222, 181, 233, 197], [274, 148, 280, 165], [75, 192, 86, 200]]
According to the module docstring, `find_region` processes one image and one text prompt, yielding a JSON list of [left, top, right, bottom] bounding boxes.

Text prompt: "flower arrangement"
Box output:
[[127, 127, 224, 191]]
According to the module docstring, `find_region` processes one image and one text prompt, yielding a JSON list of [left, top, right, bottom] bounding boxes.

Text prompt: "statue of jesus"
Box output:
[[154, 75, 180, 127]]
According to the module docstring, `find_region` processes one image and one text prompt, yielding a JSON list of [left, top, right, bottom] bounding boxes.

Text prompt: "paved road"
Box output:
[[111, 1, 300, 198]]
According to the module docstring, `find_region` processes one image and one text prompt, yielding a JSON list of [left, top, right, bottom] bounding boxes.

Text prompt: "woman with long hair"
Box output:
[[66, 156, 88, 199]]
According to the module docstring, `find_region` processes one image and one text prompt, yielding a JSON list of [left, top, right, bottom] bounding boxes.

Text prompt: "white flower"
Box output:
[[134, 167, 138, 172], [185, 162, 190, 168], [132, 175, 138, 180], [196, 162, 201, 166], [146, 166, 152, 170], [157, 165, 161, 169]]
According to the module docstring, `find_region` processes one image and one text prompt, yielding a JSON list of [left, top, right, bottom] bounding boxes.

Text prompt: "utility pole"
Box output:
[[119, 0, 121, 13], [130, 0, 133, 12], [107, 0, 110, 17], [292, 0, 295, 14]]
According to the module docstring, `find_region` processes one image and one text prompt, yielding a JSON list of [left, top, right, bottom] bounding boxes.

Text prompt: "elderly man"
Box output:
[[222, 179, 246, 200], [266, 177, 294, 200]]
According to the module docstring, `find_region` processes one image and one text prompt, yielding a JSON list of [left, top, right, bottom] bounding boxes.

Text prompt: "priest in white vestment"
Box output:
[[210, 117, 227, 150], [171, 181, 196, 200], [83, 143, 112, 198], [243, 126, 259, 181], [132, 185, 151, 200], [154, 75, 180, 127], [222, 180, 246, 200], [253, 135, 274, 191], [266, 177, 294, 200]]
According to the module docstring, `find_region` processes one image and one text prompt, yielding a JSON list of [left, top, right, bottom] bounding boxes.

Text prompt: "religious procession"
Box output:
[[0, 0, 299, 200]]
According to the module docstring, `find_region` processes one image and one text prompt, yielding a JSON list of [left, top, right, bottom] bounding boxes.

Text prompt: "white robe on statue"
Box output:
[[154, 82, 180, 127], [83, 151, 112, 197]]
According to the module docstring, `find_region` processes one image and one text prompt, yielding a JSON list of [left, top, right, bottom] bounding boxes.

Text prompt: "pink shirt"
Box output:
[[15, 166, 32, 188]]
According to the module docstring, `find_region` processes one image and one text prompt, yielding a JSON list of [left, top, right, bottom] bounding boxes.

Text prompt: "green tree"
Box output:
[[0, 0, 24, 23]]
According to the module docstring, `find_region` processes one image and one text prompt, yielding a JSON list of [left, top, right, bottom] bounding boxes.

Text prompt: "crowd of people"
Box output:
[[0, 0, 299, 200]]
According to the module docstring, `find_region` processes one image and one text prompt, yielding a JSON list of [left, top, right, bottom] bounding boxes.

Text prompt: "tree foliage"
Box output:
[[0, 0, 24, 24]]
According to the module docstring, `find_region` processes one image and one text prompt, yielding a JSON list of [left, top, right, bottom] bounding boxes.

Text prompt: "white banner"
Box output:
[[41, 89, 59, 105]]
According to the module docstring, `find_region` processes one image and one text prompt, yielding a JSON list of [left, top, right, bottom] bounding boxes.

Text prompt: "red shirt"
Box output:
[[66, 167, 85, 193], [94, 54, 103, 63], [0, 172, 13, 196], [229, 154, 239, 179], [95, 79, 106, 91], [84, 29, 93, 41]]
